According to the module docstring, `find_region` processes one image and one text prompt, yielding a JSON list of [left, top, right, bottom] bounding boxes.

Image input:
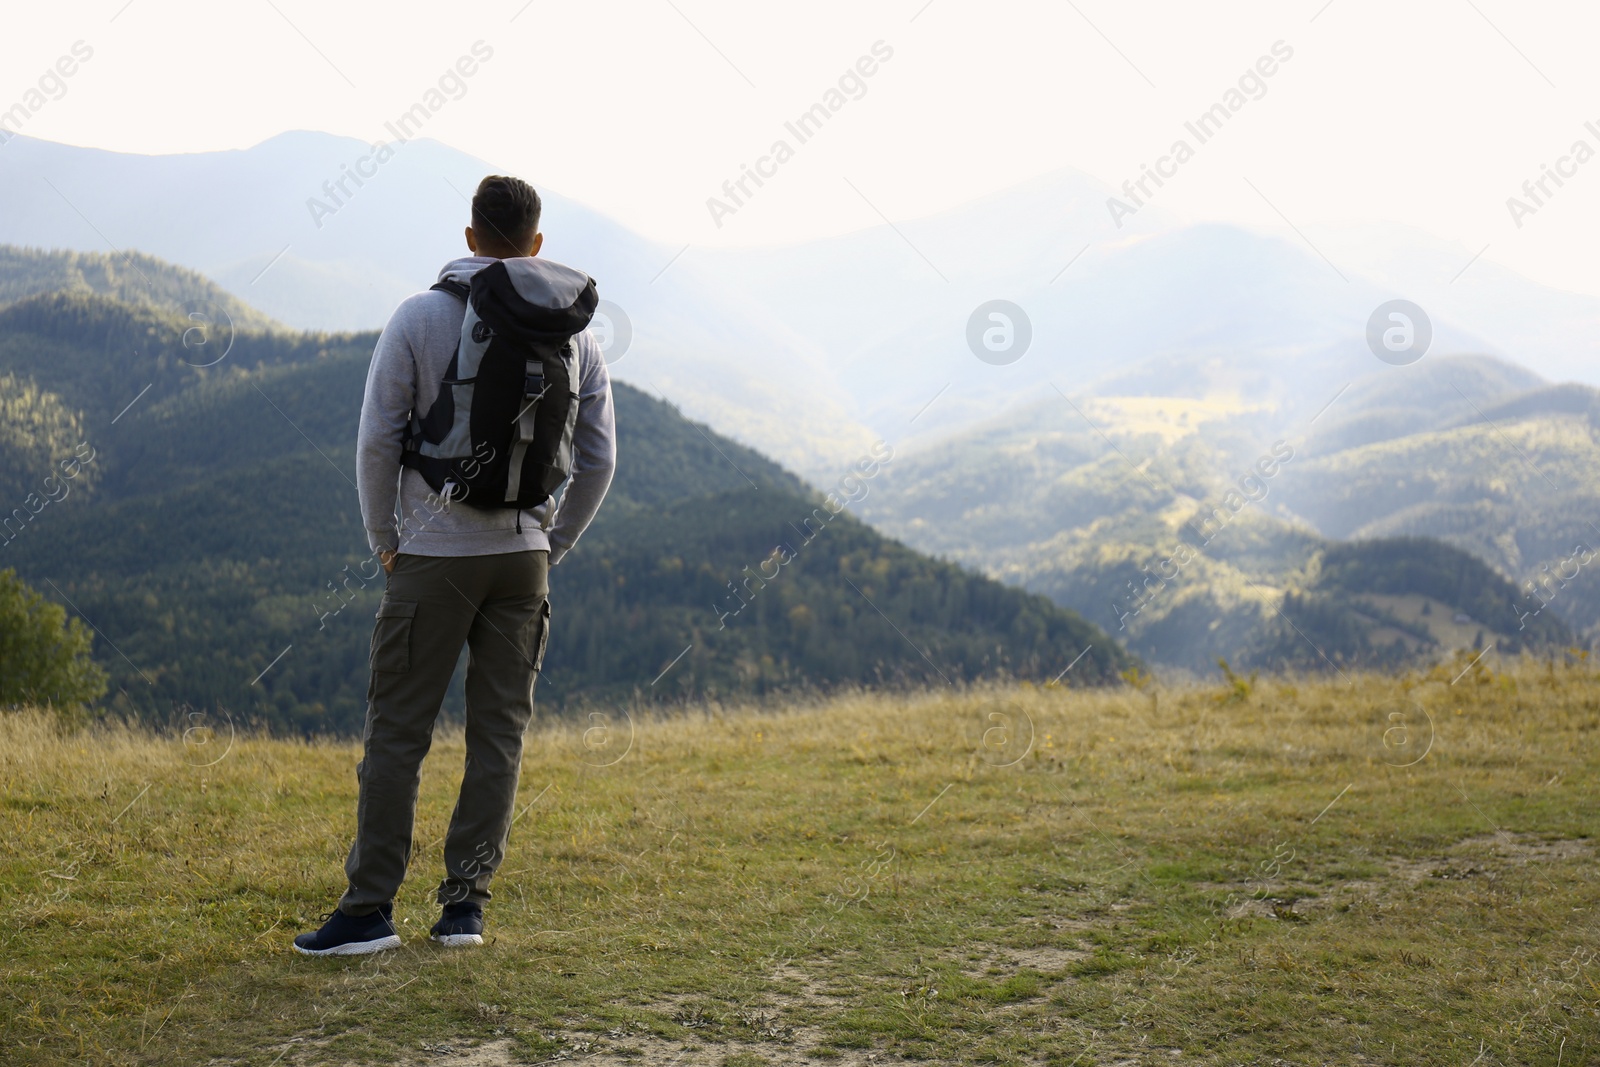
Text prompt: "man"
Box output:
[[294, 175, 616, 955]]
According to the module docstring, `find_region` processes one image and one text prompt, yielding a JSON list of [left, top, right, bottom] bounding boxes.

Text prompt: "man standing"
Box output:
[[295, 175, 616, 955]]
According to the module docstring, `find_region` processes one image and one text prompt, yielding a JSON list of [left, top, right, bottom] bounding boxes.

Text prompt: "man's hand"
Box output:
[[380, 549, 398, 575]]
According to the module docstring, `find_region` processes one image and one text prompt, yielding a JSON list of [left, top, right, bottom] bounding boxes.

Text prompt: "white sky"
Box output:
[[6, 0, 1600, 297]]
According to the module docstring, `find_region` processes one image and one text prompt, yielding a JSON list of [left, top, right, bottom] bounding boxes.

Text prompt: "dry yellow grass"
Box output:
[[1, 657, 1596, 1065]]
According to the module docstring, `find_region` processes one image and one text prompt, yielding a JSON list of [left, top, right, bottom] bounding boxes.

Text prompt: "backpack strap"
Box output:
[[402, 280, 470, 457]]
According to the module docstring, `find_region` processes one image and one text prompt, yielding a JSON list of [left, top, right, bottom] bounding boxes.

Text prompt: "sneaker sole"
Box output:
[[293, 934, 402, 957], [430, 933, 484, 947]]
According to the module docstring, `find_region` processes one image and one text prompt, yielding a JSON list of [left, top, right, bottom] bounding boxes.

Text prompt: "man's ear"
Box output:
[[528, 232, 544, 258], [464, 225, 478, 254]]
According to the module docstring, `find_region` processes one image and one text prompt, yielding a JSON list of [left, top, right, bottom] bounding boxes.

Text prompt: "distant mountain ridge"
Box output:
[[0, 133, 874, 476], [0, 249, 1130, 731], [858, 353, 1593, 671], [7, 131, 1600, 485], [0, 246, 280, 331], [9, 133, 1597, 680]]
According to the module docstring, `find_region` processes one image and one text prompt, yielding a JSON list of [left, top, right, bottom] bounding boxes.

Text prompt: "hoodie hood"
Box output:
[[438, 255, 598, 345], [437, 256, 593, 306]]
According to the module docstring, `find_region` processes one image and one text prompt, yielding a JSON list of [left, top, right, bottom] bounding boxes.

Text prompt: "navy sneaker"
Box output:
[[293, 904, 401, 956], [430, 902, 484, 946]]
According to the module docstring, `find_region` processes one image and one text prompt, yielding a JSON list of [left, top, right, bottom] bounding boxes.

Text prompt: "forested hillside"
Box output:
[[859, 360, 1590, 672], [0, 246, 279, 331], [1240, 537, 1572, 672], [0, 247, 1129, 732]]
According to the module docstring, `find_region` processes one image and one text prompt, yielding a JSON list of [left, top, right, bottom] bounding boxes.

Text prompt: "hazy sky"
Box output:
[[6, 1, 1600, 297]]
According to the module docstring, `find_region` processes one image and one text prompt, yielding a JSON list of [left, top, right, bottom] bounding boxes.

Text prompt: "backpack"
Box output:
[[401, 257, 598, 529]]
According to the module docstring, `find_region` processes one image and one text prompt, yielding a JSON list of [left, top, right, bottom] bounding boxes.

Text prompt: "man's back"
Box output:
[[296, 175, 616, 957], [355, 253, 615, 562]]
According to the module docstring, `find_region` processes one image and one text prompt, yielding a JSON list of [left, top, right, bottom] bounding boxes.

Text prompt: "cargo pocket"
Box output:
[[370, 598, 418, 673], [529, 599, 552, 672]]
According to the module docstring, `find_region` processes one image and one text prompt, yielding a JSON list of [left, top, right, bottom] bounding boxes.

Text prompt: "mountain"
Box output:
[[855, 353, 1590, 672], [0, 132, 601, 330], [1240, 537, 1571, 673], [12, 132, 1596, 673], [678, 193, 1600, 453], [0, 132, 874, 477], [11, 132, 1600, 486], [0, 249, 1131, 732], [0, 246, 280, 331], [1306, 221, 1600, 387]]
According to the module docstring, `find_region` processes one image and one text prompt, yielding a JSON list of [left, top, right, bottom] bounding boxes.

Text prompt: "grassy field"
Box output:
[[1, 656, 1596, 1066]]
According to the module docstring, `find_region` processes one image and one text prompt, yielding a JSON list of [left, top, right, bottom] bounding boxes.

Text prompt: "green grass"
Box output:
[[1, 659, 1597, 1065]]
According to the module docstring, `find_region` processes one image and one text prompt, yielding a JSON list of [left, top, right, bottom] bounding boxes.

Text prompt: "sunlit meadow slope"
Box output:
[[2, 659, 1596, 1066]]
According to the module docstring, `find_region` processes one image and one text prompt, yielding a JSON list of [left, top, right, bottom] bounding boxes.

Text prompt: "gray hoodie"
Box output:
[[356, 255, 616, 563]]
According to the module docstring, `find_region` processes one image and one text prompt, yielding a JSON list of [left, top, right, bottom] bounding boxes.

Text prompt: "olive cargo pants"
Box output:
[[338, 550, 550, 916]]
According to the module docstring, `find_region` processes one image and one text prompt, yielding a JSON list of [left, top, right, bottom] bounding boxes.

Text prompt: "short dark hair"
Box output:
[[471, 175, 541, 249]]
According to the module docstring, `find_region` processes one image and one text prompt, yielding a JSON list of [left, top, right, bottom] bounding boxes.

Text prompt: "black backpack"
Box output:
[[401, 258, 598, 527]]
